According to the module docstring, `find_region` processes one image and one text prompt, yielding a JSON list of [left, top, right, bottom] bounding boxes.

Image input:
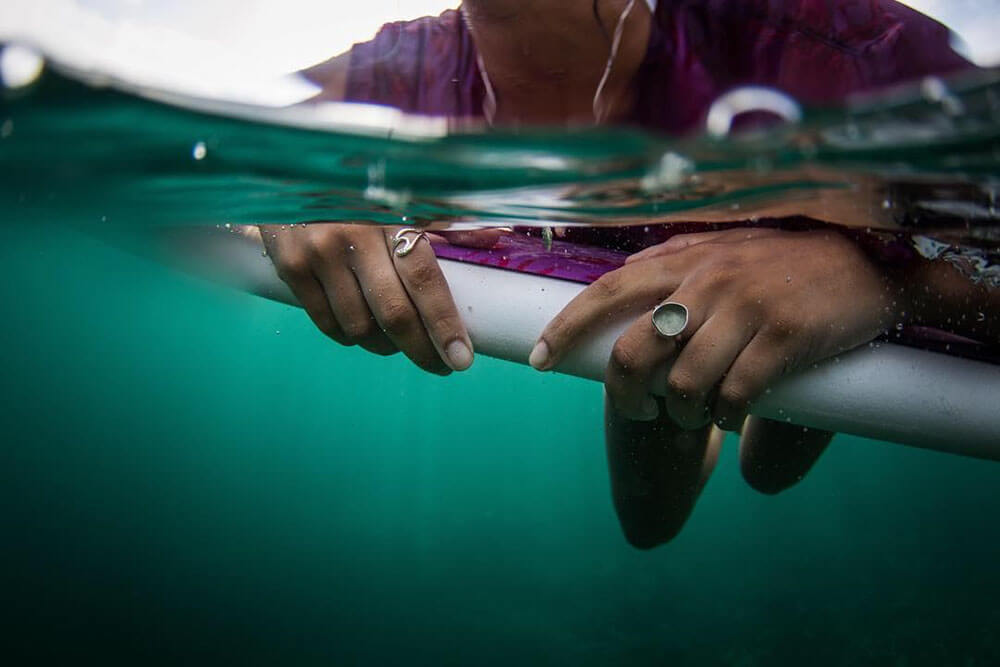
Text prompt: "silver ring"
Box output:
[[651, 301, 689, 339], [392, 228, 427, 257]]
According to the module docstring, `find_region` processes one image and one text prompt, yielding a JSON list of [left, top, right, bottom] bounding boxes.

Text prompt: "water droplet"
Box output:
[[977, 311, 986, 322], [275, 330, 281, 336], [192, 141, 207, 160], [785, 275, 792, 283], [0, 118, 12, 138]]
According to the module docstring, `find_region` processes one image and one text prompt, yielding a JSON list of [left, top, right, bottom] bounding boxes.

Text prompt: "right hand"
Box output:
[[260, 222, 498, 375]]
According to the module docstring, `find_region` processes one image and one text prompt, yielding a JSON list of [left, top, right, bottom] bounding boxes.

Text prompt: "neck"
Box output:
[[463, 0, 652, 126]]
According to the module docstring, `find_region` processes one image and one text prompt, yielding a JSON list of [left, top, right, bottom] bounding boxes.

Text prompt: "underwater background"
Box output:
[[1, 219, 998, 665]]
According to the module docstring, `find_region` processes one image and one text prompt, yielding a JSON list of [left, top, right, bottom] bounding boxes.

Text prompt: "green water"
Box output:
[[6, 70, 1000, 235], [2, 63, 1000, 664], [2, 222, 998, 664]]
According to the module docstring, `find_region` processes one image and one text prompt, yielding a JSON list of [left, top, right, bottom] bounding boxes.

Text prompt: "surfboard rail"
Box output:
[[144, 226, 1000, 461]]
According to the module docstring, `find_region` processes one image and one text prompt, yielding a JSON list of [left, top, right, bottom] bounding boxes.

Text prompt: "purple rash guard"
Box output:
[[343, 0, 969, 133]]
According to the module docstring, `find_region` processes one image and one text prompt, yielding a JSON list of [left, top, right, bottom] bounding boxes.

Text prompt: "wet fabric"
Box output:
[[343, 0, 971, 135]]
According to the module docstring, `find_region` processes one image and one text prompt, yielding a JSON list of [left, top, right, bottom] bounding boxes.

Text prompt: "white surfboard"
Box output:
[[157, 226, 1000, 461]]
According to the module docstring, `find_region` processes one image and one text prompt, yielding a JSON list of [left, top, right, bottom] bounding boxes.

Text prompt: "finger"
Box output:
[[532, 260, 689, 371], [315, 260, 397, 356], [284, 271, 353, 347], [711, 332, 795, 429], [605, 313, 680, 421], [388, 229, 475, 372], [261, 226, 395, 355], [664, 307, 756, 431], [625, 228, 783, 264], [739, 417, 834, 495], [353, 231, 450, 375], [604, 391, 715, 549], [434, 228, 505, 249]]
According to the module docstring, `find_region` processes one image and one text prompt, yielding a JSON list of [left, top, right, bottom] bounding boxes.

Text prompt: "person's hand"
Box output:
[[259, 222, 499, 375], [531, 227, 904, 429]]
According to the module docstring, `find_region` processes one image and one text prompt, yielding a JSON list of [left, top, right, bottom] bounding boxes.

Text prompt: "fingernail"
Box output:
[[529, 340, 550, 370], [640, 396, 660, 421], [446, 339, 474, 371]]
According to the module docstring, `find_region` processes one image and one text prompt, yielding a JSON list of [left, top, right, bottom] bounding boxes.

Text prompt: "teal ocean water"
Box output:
[[2, 60, 999, 664], [2, 221, 998, 664]]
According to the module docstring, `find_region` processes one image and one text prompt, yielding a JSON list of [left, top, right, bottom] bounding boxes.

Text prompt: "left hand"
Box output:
[[531, 227, 906, 429]]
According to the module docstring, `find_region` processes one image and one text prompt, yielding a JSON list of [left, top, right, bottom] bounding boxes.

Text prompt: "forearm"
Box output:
[[899, 258, 999, 344]]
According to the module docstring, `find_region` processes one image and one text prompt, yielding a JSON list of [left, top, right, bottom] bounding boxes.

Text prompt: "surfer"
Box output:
[[263, 0, 995, 548]]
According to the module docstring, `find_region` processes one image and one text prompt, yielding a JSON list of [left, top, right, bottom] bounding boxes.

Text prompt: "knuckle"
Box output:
[[309, 228, 346, 258], [343, 317, 377, 341], [666, 369, 700, 400], [403, 255, 441, 287], [275, 254, 310, 281], [429, 312, 462, 340], [609, 339, 642, 374], [700, 263, 739, 288], [763, 317, 798, 343], [592, 272, 623, 300], [718, 382, 751, 411], [380, 297, 416, 333], [542, 313, 570, 345]]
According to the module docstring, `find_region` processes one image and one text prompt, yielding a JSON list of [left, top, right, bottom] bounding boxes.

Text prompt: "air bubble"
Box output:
[[192, 141, 207, 160]]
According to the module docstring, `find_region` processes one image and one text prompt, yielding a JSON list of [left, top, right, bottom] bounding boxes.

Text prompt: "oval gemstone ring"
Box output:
[[651, 301, 689, 339]]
